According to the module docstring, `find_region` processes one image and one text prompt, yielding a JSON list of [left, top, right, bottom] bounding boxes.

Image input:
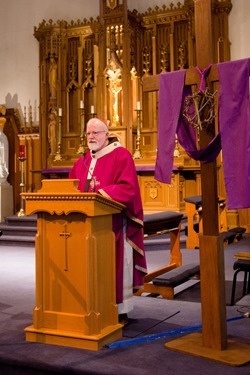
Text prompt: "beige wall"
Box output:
[[0, 0, 249, 119], [230, 0, 250, 60]]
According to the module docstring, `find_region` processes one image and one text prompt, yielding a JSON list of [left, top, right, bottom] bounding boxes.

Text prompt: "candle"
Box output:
[[90, 105, 95, 114], [58, 108, 62, 117], [136, 101, 141, 110], [80, 100, 84, 109], [19, 145, 25, 158]]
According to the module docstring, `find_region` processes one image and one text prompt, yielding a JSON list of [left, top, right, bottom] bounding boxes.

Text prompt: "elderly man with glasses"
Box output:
[[69, 118, 147, 324]]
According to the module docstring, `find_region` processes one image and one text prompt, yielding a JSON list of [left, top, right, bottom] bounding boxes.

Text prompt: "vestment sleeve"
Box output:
[[98, 149, 143, 222]]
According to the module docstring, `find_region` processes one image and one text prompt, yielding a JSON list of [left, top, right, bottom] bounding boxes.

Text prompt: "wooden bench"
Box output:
[[135, 211, 184, 299]]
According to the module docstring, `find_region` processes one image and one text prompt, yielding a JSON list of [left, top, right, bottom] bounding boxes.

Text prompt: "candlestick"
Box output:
[[58, 121, 61, 143], [77, 105, 87, 154], [80, 100, 84, 109], [17, 147, 27, 217], [133, 107, 143, 159], [174, 134, 181, 158], [90, 105, 95, 114], [54, 114, 62, 161]]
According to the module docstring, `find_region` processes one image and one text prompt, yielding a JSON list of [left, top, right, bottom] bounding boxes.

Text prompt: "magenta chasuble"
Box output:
[[69, 141, 147, 304]]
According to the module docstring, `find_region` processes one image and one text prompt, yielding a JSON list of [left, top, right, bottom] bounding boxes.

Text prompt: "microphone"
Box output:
[[82, 153, 96, 192]]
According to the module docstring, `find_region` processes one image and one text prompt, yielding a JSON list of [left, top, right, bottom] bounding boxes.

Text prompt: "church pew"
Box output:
[[184, 195, 227, 249], [135, 211, 185, 299]]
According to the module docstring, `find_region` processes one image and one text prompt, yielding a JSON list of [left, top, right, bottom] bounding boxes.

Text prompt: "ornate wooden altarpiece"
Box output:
[[30, 0, 232, 213]]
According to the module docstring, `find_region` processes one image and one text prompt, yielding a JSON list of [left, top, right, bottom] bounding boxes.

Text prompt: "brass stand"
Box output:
[[77, 107, 88, 154], [54, 112, 62, 161], [174, 134, 181, 158], [90, 111, 97, 119], [133, 108, 142, 159], [17, 156, 26, 217]]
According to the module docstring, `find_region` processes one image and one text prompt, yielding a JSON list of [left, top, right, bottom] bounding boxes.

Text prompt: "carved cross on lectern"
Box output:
[[142, 0, 250, 365], [59, 224, 72, 271]]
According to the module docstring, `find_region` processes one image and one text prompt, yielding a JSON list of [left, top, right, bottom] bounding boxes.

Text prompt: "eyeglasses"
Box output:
[[86, 131, 107, 137]]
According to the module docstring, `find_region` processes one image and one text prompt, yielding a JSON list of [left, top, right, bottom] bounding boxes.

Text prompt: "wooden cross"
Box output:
[[59, 223, 72, 271], [143, 0, 250, 365]]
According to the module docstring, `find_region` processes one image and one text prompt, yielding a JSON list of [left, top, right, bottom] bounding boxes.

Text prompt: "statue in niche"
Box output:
[[0, 106, 9, 183], [107, 0, 117, 10], [0, 105, 6, 115], [178, 42, 186, 70], [49, 56, 58, 99], [48, 111, 57, 155], [105, 51, 123, 126]]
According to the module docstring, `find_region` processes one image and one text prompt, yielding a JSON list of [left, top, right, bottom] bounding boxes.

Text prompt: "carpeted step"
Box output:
[[0, 214, 37, 246], [4, 214, 37, 227], [0, 224, 37, 237], [0, 234, 35, 247]]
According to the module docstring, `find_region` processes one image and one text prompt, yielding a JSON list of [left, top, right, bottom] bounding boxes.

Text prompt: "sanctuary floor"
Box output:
[[0, 233, 249, 374]]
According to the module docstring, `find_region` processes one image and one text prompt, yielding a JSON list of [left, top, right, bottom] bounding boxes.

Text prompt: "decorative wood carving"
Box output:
[[33, 0, 232, 170]]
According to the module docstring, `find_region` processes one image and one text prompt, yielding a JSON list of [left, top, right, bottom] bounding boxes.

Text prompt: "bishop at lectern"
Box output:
[[69, 117, 147, 322]]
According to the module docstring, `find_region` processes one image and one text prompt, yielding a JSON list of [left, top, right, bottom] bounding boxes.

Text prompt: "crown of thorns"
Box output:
[[182, 87, 217, 132]]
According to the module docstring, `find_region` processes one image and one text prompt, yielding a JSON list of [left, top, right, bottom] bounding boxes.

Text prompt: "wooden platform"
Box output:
[[165, 332, 250, 366]]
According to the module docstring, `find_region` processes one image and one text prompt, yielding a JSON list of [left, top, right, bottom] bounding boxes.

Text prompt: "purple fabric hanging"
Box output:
[[155, 70, 221, 184], [155, 59, 250, 209], [177, 112, 221, 162], [154, 70, 186, 184], [218, 59, 250, 209]]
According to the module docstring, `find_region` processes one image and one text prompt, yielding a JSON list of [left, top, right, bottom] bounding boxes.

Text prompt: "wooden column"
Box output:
[[166, 0, 250, 365], [194, 0, 227, 350]]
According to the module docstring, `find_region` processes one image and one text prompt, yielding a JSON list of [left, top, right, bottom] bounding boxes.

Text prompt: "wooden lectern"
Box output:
[[23, 179, 124, 351]]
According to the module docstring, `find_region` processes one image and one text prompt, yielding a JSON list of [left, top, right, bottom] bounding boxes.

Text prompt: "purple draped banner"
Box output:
[[218, 59, 250, 209], [155, 58, 250, 209]]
